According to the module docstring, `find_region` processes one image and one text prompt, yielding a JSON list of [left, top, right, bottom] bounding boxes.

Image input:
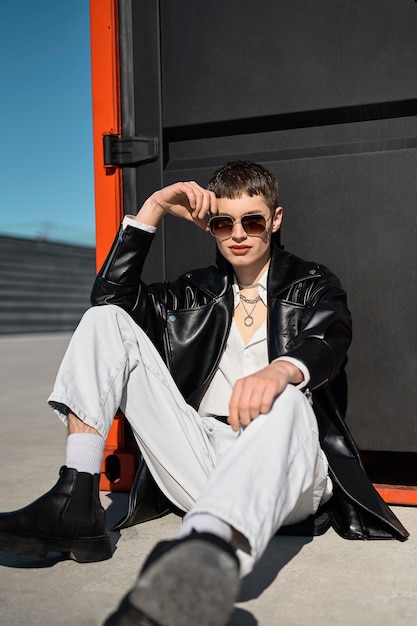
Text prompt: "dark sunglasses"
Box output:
[[208, 213, 272, 238]]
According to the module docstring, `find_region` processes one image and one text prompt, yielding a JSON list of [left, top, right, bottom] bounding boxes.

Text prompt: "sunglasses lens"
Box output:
[[209, 216, 234, 237], [241, 215, 267, 235]]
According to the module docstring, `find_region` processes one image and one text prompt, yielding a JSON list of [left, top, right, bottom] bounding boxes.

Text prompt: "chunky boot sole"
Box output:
[[104, 539, 239, 626], [0, 529, 112, 562]]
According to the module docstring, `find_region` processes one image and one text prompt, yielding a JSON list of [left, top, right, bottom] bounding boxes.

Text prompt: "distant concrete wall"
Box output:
[[0, 235, 96, 334]]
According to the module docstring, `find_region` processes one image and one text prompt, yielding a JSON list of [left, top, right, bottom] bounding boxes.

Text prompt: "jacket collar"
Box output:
[[267, 243, 322, 298], [186, 242, 321, 300]]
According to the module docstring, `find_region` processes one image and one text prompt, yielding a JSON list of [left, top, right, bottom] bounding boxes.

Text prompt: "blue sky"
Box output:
[[0, 1, 95, 246]]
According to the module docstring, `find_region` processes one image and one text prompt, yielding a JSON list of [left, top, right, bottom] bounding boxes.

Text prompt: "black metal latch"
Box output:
[[103, 134, 159, 167]]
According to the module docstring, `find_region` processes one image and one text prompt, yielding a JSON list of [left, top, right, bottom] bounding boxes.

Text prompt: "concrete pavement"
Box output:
[[0, 332, 416, 626]]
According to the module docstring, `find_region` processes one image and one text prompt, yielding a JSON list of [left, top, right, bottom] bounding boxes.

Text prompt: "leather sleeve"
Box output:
[[280, 271, 352, 391], [90, 225, 168, 343], [92, 225, 154, 305]]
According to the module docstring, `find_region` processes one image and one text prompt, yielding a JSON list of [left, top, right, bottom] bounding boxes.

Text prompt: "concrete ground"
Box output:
[[0, 332, 416, 626]]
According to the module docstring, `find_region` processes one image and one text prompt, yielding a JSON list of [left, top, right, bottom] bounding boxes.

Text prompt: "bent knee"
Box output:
[[81, 304, 124, 324]]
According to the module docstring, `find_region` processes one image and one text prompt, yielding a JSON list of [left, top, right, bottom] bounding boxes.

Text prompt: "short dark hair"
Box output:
[[207, 161, 279, 212]]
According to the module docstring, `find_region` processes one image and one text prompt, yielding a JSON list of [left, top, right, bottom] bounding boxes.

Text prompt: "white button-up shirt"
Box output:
[[198, 271, 310, 417]]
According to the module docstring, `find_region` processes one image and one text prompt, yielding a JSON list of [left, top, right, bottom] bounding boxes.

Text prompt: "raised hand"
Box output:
[[228, 360, 303, 431], [135, 181, 218, 230]]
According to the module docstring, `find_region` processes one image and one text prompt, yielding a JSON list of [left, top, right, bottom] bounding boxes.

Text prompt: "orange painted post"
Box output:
[[89, 0, 138, 491], [89, 0, 123, 270], [99, 412, 139, 493]]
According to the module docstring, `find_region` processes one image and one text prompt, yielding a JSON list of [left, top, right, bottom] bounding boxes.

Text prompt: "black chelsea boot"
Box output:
[[0, 466, 112, 562]]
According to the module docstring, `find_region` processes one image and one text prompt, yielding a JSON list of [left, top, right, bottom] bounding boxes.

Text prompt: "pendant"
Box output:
[[244, 315, 254, 327]]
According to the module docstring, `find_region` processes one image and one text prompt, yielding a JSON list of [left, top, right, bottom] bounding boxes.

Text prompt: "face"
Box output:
[[211, 194, 282, 275]]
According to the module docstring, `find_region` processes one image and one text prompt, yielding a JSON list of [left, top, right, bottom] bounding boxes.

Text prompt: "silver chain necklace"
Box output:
[[238, 281, 262, 290], [240, 296, 260, 326], [240, 293, 261, 305]]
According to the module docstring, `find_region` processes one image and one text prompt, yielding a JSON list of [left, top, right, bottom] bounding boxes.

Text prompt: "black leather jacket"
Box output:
[[92, 224, 408, 541]]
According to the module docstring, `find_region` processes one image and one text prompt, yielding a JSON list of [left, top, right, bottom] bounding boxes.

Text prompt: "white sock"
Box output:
[[175, 513, 232, 544], [65, 433, 105, 474]]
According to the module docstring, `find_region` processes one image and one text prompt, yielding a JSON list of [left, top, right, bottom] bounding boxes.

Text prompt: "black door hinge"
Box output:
[[103, 135, 159, 167]]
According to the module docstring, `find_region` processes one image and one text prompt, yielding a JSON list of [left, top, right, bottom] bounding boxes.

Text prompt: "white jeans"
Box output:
[[49, 305, 332, 574]]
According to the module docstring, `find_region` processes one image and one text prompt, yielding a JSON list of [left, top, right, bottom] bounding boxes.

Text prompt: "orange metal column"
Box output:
[[90, 0, 122, 269], [89, 0, 138, 491]]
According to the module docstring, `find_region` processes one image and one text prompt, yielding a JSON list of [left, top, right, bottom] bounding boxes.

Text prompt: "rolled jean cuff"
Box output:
[[48, 394, 110, 438]]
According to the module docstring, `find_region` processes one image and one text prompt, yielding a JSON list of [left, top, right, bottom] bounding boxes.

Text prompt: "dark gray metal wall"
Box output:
[[119, 0, 417, 451]]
